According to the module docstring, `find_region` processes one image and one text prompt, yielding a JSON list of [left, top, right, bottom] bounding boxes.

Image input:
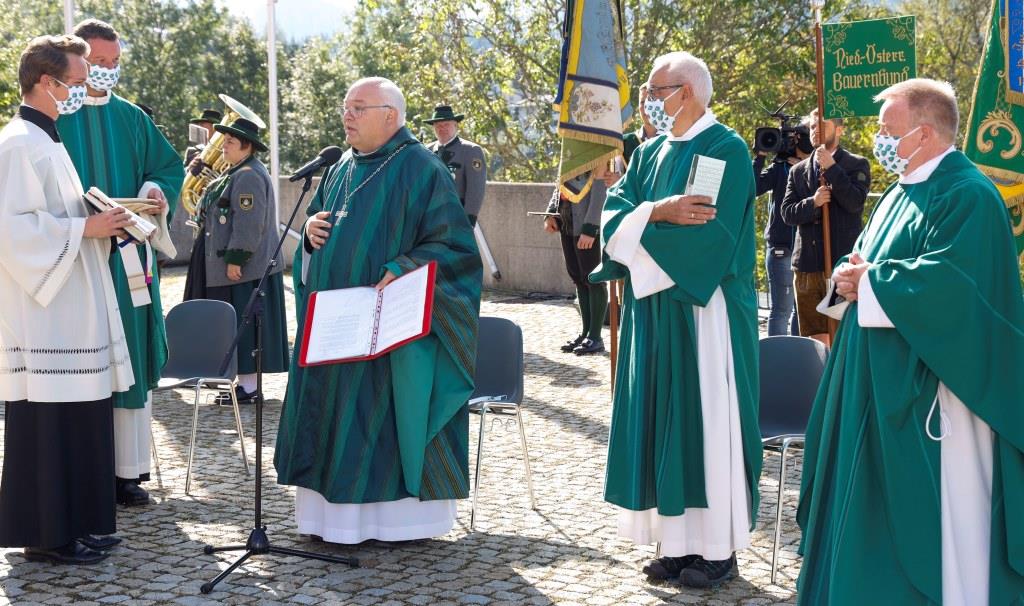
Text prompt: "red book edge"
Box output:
[[298, 261, 437, 367]]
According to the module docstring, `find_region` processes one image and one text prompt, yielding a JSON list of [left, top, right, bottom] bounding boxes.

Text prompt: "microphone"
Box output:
[[289, 146, 343, 182]]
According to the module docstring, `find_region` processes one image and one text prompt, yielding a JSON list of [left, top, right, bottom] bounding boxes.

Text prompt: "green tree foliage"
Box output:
[[0, 0, 991, 185]]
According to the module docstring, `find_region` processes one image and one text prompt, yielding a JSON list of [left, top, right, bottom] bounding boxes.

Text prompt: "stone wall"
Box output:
[[168, 179, 576, 296]]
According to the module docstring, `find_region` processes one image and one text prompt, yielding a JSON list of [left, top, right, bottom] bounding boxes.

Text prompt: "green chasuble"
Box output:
[[57, 94, 184, 410], [274, 127, 482, 503], [796, 152, 1024, 605], [591, 122, 762, 521]]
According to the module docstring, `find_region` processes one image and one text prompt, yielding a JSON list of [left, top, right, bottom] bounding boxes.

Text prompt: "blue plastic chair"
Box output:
[[759, 335, 828, 583]]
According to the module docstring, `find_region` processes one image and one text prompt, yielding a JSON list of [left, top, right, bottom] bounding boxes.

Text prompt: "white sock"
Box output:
[[238, 373, 258, 393]]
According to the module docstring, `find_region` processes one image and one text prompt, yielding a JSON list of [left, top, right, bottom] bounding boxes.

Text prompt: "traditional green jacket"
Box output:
[[591, 120, 762, 523], [57, 92, 184, 409], [274, 127, 482, 503], [797, 152, 1024, 604]]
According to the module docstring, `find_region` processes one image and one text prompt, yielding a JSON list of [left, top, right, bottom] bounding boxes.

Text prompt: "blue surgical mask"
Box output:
[[86, 63, 120, 91], [873, 126, 922, 175], [643, 87, 684, 135], [47, 77, 86, 115]]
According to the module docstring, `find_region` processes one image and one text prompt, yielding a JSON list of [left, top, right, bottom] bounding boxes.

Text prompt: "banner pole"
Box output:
[[813, 0, 837, 344]]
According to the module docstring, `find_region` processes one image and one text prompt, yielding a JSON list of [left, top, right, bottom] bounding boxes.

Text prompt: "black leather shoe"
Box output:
[[642, 555, 700, 581], [215, 386, 259, 406], [679, 553, 738, 588], [24, 541, 108, 565], [78, 534, 121, 551], [573, 338, 605, 355], [560, 335, 585, 353], [116, 479, 150, 507]]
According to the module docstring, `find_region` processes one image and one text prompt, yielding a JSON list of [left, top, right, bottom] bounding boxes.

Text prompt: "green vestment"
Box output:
[[57, 93, 184, 409], [274, 128, 482, 503], [591, 122, 762, 523], [796, 152, 1024, 604]]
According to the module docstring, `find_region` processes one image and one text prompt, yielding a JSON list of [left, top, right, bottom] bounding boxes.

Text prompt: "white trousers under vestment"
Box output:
[[113, 391, 152, 479], [617, 288, 751, 561], [295, 487, 457, 544]]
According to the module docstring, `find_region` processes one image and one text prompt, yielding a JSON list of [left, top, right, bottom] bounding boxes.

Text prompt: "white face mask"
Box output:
[[86, 63, 120, 91], [873, 126, 922, 175], [47, 77, 86, 115], [643, 87, 684, 135]]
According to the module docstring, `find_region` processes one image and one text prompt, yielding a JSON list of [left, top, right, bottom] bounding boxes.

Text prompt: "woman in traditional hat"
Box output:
[[183, 117, 290, 403]]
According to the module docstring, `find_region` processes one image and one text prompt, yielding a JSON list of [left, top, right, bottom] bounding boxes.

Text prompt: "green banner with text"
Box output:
[[822, 16, 917, 118]]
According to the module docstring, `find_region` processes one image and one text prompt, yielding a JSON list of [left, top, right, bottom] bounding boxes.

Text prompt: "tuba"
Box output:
[[181, 94, 266, 221]]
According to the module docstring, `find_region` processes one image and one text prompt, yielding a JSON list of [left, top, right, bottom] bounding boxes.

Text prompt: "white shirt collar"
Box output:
[[665, 109, 717, 142], [899, 146, 956, 184], [83, 90, 112, 106]]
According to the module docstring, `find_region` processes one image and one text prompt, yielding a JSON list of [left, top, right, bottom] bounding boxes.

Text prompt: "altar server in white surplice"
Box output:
[[0, 34, 135, 565]]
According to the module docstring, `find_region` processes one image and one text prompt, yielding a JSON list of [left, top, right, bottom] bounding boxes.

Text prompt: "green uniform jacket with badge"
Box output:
[[200, 156, 282, 287], [427, 136, 487, 223]]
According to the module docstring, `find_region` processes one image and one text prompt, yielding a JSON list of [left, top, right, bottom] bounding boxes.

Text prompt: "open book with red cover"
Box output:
[[298, 262, 437, 366]]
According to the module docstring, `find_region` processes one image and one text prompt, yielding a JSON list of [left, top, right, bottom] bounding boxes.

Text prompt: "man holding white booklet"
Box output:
[[590, 52, 761, 589], [274, 77, 482, 544]]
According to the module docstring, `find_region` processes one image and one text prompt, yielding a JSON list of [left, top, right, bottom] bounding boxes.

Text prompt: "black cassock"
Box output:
[[0, 399, 116, 548]]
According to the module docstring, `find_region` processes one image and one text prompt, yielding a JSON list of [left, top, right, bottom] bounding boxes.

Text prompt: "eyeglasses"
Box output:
[[645, 83, 686, 99], [340, 104, 393, 118]]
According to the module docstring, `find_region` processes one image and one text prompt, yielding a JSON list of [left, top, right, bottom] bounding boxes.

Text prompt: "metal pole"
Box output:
[[63, 0, 75, 33], [267, 0, 281, 230]]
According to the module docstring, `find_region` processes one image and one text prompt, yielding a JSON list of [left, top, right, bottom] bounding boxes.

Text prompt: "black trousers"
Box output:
[[0, 399, 116, 548], [559, 230, 601, 289]]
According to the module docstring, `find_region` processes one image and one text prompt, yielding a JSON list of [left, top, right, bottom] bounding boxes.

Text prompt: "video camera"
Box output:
[[753, 101, 812, 161]]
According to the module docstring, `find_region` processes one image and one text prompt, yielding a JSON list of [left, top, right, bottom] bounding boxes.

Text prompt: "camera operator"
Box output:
[[780, 109, 871, 345], [753, 120, 812, 336]]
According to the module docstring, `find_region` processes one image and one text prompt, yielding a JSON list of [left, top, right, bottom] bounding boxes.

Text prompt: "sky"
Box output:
[[218, 0, 357, 41]]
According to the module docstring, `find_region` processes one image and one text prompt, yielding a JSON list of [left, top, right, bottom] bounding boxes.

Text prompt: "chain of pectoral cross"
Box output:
[[328, 142, 413, 224]]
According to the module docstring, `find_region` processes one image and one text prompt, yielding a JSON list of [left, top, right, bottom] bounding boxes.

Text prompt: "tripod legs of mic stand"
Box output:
[[199, 289, 357, 595], [200, 527, 358, 594]]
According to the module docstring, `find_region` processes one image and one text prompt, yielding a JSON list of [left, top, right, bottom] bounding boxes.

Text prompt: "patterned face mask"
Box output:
[[86, 63, 120, 91], [872, 126, 921, 175], [47, 77, 86, 115], [643, 87, 684, 135]]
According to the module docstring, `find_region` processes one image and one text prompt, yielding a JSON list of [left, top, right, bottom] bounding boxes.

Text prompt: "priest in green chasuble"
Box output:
[[56, 19, 184, 507], [590, 52, 762, 589], [274, 77, 482, 542], [796, 78, 1024, 605]]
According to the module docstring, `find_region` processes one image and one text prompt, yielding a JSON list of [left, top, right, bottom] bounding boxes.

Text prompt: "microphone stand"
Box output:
[[199, 170, 358, 595]]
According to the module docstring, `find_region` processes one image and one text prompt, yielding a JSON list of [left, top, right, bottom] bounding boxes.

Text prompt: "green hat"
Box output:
[[190, 108, 223, 125], [214, 117, 268, 152], [423, 104, 464, 124]]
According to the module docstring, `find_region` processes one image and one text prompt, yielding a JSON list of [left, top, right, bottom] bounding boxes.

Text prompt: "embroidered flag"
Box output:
[[964, 0, 1024, 258], [554, 0, 631, 202]]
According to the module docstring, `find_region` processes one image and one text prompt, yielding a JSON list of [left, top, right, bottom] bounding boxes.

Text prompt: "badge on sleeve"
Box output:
[[239, 194, 254, 211], [472, 158, 483, 171]]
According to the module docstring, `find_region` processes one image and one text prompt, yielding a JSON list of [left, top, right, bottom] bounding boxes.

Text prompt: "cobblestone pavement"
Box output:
[[0, 267, 802, 605]]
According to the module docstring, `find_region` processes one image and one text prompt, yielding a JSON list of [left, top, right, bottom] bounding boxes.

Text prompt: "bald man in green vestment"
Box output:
[[796, 78, 1024, 605], [56, 19, 183, 508], [590, 52, 762, 589], [274, 77, 481, 543]]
